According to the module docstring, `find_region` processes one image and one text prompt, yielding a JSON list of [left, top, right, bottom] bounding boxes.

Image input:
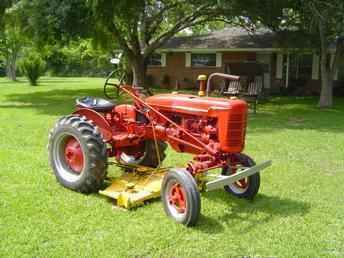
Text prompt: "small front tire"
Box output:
[[222, 153, 260, 200], [161, 169, 201, 227]]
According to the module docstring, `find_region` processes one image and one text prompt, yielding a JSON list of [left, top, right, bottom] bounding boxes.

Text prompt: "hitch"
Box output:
[[205, 160, 272, 191]]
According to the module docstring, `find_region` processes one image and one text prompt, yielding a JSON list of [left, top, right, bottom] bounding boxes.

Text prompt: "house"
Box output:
[[146, 27, 344, 95]]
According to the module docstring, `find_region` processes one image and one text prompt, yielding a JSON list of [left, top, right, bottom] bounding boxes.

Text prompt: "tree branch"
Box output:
[[109, 21, 133, 56], [143, 4, 218, 56]]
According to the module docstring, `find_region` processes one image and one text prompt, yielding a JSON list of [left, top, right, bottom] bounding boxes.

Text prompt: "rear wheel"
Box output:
[[48, 115, 107, 193], [161, 169, 201, 227], [222, 153, 260, 200]]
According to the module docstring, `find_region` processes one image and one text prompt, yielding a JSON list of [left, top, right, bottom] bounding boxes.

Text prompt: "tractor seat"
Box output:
[[76, 96, 116, 112]]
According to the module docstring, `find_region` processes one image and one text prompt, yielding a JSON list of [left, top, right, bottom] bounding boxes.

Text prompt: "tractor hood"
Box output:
[[145, 94, 247, 116]]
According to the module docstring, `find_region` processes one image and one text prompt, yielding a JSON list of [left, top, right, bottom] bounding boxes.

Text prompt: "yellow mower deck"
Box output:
[[99, 166, 169, 209]]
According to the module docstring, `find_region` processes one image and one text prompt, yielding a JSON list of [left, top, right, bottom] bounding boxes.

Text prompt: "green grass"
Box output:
[[1, 77, 344, 257]]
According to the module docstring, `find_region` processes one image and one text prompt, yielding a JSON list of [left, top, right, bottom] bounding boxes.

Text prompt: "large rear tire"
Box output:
[[161, 169, 201, 227], [222, 153, 260, 200], [48, 115, 107, 193]]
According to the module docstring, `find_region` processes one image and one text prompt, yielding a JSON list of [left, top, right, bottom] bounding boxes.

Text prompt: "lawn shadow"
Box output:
[[195, 214, 225, 234], [201, 191, 310, 234], [1, 88, 121, 116], [3, 84, 344, 132]]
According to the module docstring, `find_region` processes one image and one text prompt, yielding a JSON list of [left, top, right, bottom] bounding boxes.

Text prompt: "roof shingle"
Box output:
[[162, 27, 276, 49]]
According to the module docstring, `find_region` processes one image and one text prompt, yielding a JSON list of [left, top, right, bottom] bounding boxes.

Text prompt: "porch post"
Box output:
[[330, 54, 339, 81], [312, 53, 320, 80], [286, 53, 290, 88], [276, 53, 283, 79]]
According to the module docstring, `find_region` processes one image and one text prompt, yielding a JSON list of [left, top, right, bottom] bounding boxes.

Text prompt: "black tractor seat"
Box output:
[[76, 96, 116, 112]]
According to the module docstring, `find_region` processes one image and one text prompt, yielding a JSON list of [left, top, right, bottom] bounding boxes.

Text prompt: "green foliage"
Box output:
[[19, 52, 46, 85], [0, 0, 11, 27], [44, 40, 113, 77]]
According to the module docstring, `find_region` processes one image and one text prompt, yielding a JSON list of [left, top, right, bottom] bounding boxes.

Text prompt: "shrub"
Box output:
[[19, 53, 46, 86]]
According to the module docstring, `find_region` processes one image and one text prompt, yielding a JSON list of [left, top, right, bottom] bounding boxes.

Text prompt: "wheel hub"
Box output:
[[64, 137, 84, 173], [229, 156, 249, 191], [234, 178, 248, 189], [168, 183, 186, 214]]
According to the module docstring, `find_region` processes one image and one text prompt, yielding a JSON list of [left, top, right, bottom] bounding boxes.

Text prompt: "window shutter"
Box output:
[[185, 53, 191, 67], [161, 53, 166, 67], [216, 53, 222, 67]]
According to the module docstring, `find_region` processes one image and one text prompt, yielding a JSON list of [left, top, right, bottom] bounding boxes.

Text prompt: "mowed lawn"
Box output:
[[1, 77, 344, 257]]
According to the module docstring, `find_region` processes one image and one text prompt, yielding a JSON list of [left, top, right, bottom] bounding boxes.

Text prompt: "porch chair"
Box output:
[[222, 76, 263, 114]]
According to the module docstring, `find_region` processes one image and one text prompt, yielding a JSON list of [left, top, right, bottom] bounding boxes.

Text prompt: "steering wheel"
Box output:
[[103, 67, 155, 99], [103, 69, 125, 99]]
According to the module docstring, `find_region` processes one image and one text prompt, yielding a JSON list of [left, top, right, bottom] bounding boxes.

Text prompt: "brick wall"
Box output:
[[147, 51, 344, 95], [147, 51, 257, 90]]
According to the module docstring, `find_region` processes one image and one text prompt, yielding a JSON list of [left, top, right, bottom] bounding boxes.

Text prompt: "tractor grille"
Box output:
[[227, 113, 246, 149]]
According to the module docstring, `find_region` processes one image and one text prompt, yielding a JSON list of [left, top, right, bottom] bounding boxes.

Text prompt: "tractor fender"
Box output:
[[73, 108, 112, 142]]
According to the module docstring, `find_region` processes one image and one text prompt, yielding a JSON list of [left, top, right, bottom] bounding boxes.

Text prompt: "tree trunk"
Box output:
[[131, 55, 147, 89], [6, 54, 17, 81], [318, 53, 333, 108]]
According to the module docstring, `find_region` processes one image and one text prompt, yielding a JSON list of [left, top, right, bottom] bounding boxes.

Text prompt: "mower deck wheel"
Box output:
[[161, 169, 201, 227], [48, 115, 107, 193]]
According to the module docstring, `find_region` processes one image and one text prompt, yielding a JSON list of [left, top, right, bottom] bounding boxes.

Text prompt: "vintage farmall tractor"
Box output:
[[48, 59, 271, 226]]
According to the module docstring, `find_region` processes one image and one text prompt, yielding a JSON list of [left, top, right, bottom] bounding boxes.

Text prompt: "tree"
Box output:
[[19, 0, 232, 89], [0, 2, 26, 81], [0, 26, 23, 80], [224, 0, 344, 108], [299, 0, 344, 108]]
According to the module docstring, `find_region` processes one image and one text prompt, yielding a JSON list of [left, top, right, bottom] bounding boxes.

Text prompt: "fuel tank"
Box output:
[[145, 93, 247, 116]]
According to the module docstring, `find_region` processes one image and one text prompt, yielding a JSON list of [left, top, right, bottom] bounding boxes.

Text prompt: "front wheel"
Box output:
[[161, 169, 201, 227], [222, 153, 260, 200]]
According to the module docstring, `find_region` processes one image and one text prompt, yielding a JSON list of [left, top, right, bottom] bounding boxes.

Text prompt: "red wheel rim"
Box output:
[[64, 137, 84, 173], [230, 155, 249, 190], [234, 178, 248, 189], [168, 183, 187, 214]]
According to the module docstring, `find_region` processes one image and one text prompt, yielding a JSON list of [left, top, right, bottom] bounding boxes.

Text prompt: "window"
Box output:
[[147, 53, 162, 66], [191, 53, 216, 67], [289, 54, 313, 80]]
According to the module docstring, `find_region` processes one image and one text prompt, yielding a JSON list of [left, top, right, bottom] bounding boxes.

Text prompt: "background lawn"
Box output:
[[1, 77, 344, 257]]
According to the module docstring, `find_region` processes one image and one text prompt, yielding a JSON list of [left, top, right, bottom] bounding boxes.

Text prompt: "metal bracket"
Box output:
[[205, 160, 272, 191]]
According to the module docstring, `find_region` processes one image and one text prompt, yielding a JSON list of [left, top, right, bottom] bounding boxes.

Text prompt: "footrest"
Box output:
[[99, 171, 167, 209]]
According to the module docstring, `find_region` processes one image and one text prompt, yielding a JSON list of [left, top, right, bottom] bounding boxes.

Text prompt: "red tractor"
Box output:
[[48, 71, 271, 226]]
